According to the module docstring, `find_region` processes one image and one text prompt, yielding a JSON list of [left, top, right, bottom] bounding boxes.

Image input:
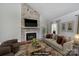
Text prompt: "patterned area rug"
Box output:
[[15, 41, 62, 56]]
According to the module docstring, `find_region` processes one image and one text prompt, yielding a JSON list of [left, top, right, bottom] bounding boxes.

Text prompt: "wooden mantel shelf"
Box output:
[[21, 27, 40, 29]]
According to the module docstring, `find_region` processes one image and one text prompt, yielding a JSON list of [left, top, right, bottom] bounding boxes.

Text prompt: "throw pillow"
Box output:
[[56, 36, 63, 44], [61, 37, 66, 46], [56, 36, 66, 46]]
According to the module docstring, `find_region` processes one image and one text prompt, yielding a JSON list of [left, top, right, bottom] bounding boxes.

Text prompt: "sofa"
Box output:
[[0, 39, 20, 56], [43, 36, 74, 56], [0, 46, 14, 56]]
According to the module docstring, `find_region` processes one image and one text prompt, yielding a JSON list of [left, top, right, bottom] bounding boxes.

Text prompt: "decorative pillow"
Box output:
[[61, 37, 66, 46], [56, 36, 66, 46], [56, 36, 63, 44]]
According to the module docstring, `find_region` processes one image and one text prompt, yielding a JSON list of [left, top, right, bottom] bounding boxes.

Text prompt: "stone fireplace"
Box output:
[[21, 4, 40, 41]]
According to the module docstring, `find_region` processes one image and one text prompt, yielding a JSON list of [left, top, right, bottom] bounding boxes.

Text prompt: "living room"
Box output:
[[1, 3, 79, 56]]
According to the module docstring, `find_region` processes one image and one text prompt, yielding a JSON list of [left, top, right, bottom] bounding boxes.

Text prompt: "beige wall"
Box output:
[[0, 3, 21, 42]]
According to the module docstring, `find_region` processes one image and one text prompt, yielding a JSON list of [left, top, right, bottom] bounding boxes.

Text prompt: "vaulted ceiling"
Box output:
[[28, 3, 79, 20]]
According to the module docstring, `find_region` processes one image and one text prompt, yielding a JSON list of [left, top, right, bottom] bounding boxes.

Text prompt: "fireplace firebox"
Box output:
[[26, 33, 36, 41]]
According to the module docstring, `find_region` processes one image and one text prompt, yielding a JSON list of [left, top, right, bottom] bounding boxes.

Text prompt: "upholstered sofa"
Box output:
[[0, 39, 20, 56], [43, 36, 74, 56]]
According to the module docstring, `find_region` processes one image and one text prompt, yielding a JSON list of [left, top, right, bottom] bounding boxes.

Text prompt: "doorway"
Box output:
[[51, 23, 58, 34]]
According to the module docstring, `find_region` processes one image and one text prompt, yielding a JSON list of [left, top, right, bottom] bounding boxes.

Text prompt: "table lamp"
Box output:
[[74, 34, 79, 45]]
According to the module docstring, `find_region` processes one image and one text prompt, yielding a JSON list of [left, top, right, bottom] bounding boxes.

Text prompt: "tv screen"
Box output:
[[24, 19, 38, 27]]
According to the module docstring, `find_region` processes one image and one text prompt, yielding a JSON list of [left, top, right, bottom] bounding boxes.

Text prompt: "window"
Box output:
[[51, 23, 57, 34]]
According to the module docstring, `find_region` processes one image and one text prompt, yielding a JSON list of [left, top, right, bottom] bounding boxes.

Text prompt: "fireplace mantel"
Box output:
[[21, 27, 40, 29]]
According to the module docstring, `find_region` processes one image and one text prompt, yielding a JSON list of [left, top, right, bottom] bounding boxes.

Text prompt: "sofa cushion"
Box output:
[[10, 43, 20, 53], [52, 34, 57, 40], [11, 43, 20, 48], [0, 46, 11, 56], [44, 39, 63, 50], [51, 40, 63, 50], [63, 40, 74, 54]]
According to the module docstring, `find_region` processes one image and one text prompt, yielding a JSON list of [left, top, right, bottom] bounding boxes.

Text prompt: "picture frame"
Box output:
[[61, 22, 66, 32], [67, 21, 73, 32]]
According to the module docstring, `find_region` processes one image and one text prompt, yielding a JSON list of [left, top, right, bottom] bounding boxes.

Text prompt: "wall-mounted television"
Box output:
[[24, 19, 38, 27]]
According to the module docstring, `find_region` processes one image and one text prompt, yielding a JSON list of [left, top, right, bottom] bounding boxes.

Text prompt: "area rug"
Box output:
[[15, 41, 62, 56]]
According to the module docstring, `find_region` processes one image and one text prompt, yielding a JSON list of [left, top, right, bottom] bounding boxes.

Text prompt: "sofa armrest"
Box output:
[[63, 40, 74, 54], [0, 46, 11, 56]]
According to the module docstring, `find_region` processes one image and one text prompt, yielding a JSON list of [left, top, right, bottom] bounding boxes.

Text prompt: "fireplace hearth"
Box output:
[[26, 33, 36, 41]]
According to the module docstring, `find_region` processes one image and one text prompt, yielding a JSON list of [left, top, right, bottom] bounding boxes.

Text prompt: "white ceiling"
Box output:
[[28, 3, 79, 20]]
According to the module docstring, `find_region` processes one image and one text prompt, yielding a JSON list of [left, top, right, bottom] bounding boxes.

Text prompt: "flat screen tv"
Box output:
[[24, 19, 38, 27]]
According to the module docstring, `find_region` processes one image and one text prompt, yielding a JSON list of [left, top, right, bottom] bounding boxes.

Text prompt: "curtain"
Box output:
[[77, 16, 79, 34]]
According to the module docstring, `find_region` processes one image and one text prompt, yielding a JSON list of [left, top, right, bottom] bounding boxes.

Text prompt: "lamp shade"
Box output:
[[75, 34, 79, 39], [74, 34, 79, 45]]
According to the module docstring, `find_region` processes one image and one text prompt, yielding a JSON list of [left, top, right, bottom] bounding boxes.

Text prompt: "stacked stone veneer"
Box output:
[[21, 3, 40, 41]]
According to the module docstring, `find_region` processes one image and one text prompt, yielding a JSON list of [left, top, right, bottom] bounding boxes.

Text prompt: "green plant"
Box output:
[[32, 38, 38, 47]]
